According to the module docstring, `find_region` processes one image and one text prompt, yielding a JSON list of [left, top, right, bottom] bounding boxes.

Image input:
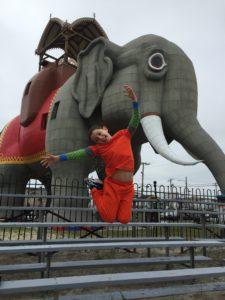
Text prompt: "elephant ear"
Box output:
[[72, 37, 115, 118]]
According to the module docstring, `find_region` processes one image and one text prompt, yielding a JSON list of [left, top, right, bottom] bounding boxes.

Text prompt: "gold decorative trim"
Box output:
[[0, 150, 46, 165], [0, 122, 10, 148]]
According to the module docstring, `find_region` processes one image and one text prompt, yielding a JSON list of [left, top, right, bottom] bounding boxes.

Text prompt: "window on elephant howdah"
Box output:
[[51, 101, 60, 119], [41, 113, 48, 130]]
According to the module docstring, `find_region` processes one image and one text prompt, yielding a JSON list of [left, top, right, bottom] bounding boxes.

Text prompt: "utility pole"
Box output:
[[185, 176, 188, 189], [141, 162, 150, 197], [214, 182, 218, 194], [169, 178, 174, 188], [168, 178, 175, 195]]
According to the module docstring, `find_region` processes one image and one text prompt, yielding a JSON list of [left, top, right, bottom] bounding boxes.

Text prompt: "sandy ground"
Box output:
[[1, 247, 225, 300]]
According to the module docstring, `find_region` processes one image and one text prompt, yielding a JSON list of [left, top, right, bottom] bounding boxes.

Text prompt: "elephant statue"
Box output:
[[45, 34, 225, 219]]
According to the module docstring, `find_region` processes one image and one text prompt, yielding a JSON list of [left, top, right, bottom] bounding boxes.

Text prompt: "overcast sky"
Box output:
[[1, 0, 225, 189]]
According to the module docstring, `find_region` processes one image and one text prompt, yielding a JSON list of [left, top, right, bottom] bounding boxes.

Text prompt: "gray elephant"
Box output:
[[46, 35, 225, 213]]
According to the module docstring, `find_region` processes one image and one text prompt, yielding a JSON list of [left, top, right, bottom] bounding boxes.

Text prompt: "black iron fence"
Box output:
[[0, 178, 224, 242]]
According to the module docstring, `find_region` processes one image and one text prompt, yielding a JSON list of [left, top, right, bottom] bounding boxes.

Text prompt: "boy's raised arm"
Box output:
[[124, 84, 138, 101], [123, 84, 140, 135]]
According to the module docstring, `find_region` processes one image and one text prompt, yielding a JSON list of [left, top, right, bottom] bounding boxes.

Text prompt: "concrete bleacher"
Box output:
[[1, 192, 225, 298], [48, 281, 225, 300], [1, 266, 225, 292], [1, 265, 225, 297], [0, 238, 224, 296]]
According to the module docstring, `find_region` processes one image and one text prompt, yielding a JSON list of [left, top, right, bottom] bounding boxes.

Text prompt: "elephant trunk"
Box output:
[[167, 114, 225, 193], [141, 114, 201, 165]]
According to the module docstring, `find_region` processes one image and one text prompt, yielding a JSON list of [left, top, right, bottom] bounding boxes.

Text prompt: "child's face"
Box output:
[[90, 127, 111, 144]]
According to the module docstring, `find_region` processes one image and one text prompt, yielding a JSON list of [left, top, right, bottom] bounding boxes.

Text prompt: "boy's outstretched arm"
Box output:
[[40, 154, 60, 168], [41, 148, 92, 168], [123, 84, 140, 135]]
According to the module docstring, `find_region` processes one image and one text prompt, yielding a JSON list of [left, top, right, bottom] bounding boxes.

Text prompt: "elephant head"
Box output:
[[66, 35, 225, 193]]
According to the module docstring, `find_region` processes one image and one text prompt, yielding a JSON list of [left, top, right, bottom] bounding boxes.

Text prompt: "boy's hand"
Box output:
[[124, 84, 138, 101], [40, 154, 59, 168]]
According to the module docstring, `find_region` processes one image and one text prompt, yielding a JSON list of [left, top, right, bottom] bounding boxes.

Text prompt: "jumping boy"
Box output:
[[41, 84, 140, 224]]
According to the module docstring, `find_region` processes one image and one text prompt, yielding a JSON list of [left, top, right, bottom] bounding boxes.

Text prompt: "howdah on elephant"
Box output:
[[46, 34, 225, 200]]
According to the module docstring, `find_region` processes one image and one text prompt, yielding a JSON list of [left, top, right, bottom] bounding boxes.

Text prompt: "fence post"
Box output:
[[201, 214, 207, 256]]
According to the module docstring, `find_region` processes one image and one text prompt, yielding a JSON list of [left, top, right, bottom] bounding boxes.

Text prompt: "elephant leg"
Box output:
[[28, 162, 52, 207], [170, 117, 225, 194], [48, 159, 92, 222], [0, 165, 29, 219]]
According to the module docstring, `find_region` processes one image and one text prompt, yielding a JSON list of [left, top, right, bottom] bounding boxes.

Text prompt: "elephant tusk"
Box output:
[[140, 115, 201, 166]]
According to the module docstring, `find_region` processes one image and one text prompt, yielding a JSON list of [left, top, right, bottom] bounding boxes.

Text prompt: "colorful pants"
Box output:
[[91, 177, 134, 224]]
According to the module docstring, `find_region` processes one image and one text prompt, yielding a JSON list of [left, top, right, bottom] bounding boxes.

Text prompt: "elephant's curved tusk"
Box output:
[[140, 115, 202, 166]]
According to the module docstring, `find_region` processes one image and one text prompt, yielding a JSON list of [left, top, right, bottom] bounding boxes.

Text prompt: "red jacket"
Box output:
[[89, 129, 134, 177]]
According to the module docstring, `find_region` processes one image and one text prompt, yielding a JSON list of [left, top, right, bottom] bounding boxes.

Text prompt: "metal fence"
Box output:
[[0, 178, 225, 242]]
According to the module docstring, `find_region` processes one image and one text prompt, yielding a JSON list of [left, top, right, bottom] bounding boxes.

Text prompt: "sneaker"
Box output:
[[84, 178, 103, 190]]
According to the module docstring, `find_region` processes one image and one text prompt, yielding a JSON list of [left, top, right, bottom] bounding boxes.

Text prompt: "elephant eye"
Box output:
[[148, 52, 167, 71]]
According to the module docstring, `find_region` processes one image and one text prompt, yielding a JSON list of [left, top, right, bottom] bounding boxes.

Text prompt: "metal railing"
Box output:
[[0, 178, 224, 242]]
